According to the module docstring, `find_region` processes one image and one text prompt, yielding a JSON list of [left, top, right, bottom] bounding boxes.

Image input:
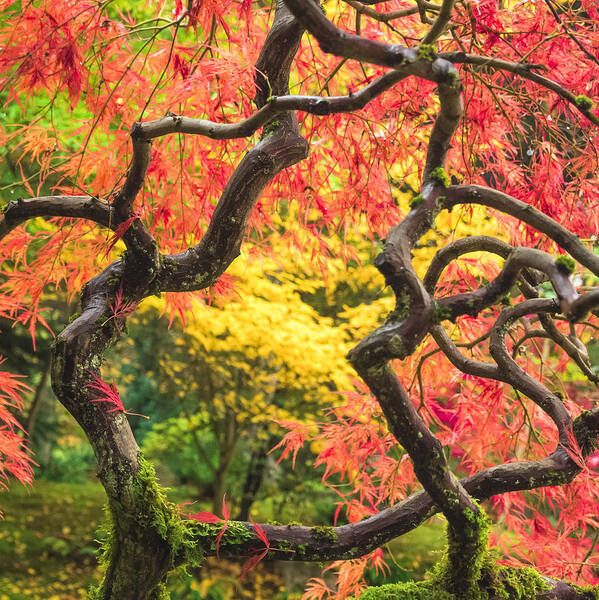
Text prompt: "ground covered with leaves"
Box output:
[[0, 482, 103, 599]]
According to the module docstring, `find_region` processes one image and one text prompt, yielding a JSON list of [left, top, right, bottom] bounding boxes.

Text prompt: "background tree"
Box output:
[[136, 241, 353, 516], [1, 1, 599, 599]]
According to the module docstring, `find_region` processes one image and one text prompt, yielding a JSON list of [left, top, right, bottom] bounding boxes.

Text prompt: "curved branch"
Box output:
[[423, 235, 512, 292], [488, 298, 573, 442], [191, 408, 599, 563], [436, 246, 579, 321], [355, 363, 481, 532], [113, 137, 152, 221], [569, 289, 599, 322], [283, 0, 459, 84], [342, 0, 441, 24], [442, 185, 599, 277], [283, 0, 415, 67], [155, 3, 309, 293], [516, 277, 599, 382], [48, 3, 311, 596], [0, 195, 112, 240], [440, 52, 599, 126], [157, 127, 308, 291], [512, 329, 553, 357], [421, 0, 454, 44], [431, 324, 499, 379], [536, 314, 599, 384], [135, 70, 408, 142], [51, 258, 174, 597]]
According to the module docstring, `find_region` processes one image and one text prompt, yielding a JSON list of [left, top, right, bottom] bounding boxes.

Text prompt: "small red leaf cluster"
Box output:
[[85, 373, 148, 419]]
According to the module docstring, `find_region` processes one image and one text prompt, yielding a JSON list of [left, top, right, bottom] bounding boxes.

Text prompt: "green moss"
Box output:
[[87, 584, 103, 600], [417, 44, 437, 61], [388, 333, 406, 356], [191, 519, 252, 550], [311, 525, 337, 543], [573, 410, 599, 455], [430, 167, 451, 188], [432, 303, 452, 324], [277, 539, 294, 552], [360, 581, 453, 600], [555, 254, 576, 274], [429, 506, 489, 598], [135, 457, 181, 545], [574, 95, 594, 110], [91, 455, 206, 599], [149, 582, 169, 600], [67, 311, 82, 324], [445, 70, 459, 86], [357, 559, 549, 600], [263, 119, 281, 136], [492, 566, 550, 599], [410, 194, 424, 209], [387, 291, 411, 323], [573, 584, 599, 599], [356, 507, 551, 600]]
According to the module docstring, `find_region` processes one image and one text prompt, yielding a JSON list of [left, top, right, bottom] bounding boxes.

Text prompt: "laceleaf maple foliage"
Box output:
[[2, 0, 599, 598], [0, 358, 34, 500]]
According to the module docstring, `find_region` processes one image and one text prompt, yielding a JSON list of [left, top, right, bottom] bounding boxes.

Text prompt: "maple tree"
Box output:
[[2, 0, 599, 598]]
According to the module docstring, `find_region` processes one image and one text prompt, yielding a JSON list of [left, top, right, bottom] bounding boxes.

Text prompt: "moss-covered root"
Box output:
[[442, 509, 489, 598], [356, 564, 551, 600], [353, 506, 552, 600]]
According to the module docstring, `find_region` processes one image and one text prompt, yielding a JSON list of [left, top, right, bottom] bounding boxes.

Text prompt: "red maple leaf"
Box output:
[[269, 420, 310, 468], [102, 286, 138, 328], [85, 373, 148, 419], [185, 494, 230, 558], [104, 215, 138, 257], [561, 422, 586, 470], [240, 515, 271, 579]]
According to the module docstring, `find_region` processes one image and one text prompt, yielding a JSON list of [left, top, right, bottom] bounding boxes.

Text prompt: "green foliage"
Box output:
[[365, 519, 447, 587], [0, 480, 105, 599], [143, 415, 220, 489], [39, 443, 95, 483]]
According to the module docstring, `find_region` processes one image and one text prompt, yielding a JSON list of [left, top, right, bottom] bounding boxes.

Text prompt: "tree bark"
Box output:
[[236, 435, 275, 521]]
